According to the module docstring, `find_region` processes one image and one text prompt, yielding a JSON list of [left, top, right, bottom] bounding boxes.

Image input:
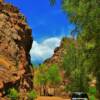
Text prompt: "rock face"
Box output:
[[0, 3, 33, 97], [44, 37, 75, 67]]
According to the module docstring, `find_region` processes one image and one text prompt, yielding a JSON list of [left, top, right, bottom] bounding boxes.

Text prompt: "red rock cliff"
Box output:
[[44, 37, 75, 67], [0, 3, 33, 97]]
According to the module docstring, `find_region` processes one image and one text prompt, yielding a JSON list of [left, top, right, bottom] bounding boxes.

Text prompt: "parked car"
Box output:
[[71, 92, 89, 100]]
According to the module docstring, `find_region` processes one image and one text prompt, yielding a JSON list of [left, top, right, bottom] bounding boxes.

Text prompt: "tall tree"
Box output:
[[62, 0, 100, 96], [62, 41, 89, 92], [50, 0, 100, 97], [34, 64, 49, 96], [48, 64, 62, 95], [62, 42, 77, 78]]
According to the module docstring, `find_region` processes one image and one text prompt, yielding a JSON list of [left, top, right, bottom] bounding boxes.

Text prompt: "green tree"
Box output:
[[62, 0, 99, 97], [50, 0, 100, 97], [48, 64, 62, 95], [34, 64, 62, 96], [70, 66, 89, 92], [34, 64, 49, 96], [8, 88, 19, 100], [62, 41, 89, 92], [27, 90, 37, 100], [62, 42, 77, 78]]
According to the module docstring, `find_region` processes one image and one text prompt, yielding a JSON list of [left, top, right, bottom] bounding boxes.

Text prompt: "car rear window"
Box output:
[[72, 93, 88, 98], [81, 94, 88, 98]]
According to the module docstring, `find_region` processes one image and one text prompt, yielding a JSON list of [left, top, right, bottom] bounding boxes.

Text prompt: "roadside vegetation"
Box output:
[[34, 64, 62, 96]]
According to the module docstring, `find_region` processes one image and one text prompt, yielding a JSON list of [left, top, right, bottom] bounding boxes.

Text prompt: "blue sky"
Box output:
[[5, 0, 74, 64]]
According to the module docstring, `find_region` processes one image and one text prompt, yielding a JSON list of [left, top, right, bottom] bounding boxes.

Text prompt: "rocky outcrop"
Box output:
[[44, 37, 75, 67], [0, 3, 33, 97]]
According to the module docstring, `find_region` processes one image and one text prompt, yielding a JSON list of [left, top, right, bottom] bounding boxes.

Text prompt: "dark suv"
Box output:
[[71, 92, 89, 100]]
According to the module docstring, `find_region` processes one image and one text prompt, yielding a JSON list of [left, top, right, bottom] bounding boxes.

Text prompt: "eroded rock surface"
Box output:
[[44, 37, 75, 67], [0, 3, 33, 97]]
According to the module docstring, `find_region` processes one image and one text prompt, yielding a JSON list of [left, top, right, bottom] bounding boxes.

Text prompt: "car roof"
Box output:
[[72, 92, 87, 94]]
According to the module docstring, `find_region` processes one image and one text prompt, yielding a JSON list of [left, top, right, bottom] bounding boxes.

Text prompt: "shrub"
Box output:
[[8, 88, 19, 100], [89, 95, 96, 100], [65, 85, 71, 92], [27, 90, 37, 100], [89, 87, 97, 95]]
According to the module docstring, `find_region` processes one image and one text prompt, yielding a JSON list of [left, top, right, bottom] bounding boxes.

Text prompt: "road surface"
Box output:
[[36, 96, 70, 100]]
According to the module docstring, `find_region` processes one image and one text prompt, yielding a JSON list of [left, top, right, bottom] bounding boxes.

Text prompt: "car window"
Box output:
[[81, 94, 88, 98], [72, 98, 88, 100], [72, 94, 79, 98], [71, 93, 89, 100]]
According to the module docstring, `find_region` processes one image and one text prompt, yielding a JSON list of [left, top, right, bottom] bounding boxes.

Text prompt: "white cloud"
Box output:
[[30, 37, 61, 64]]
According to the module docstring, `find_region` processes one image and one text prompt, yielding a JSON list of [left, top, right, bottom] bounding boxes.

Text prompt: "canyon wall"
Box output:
[[0, 3, 33, 97]]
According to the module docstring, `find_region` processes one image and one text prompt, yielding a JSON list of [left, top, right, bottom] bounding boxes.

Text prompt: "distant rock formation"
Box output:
[[44, 37, 75, 67], [0, 3, 33, 97]]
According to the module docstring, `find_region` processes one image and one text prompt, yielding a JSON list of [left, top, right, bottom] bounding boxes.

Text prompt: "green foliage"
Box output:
[[62, 42, 77, 77], [35, 64, 49, 86], [50, 0, 99, 97], [89, 87, 97, 96], [71, 69, 82, 91], [19, 14, 26, 21], [27, 90, 37, 100], [70, 67, 89, 92], [61, 0, 100, 96], [48, 64, 62, 86], [8, 88, 19, 100], [89, 95, 97, 100], [32, 63, 36, 68], [34, 64, 62, 96], [34, 64, 61, 87], [49, 0, 56, 6], [34, 64, 62, 86], [34, 64, 49, 95], [65, 85, 72, 93], [62, 41, 89, 92]]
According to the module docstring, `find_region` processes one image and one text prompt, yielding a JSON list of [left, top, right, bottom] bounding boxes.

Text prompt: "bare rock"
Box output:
[[44, 37, 76, 67], [0, 3, 33, 97]]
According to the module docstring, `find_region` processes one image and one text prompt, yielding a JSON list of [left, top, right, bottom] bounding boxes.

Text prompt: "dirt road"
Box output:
[[36, 96, 70, 100]]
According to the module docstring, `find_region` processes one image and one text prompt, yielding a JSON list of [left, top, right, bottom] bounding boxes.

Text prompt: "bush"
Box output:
[[27, 90, 37, 100], [89, 87, 97, 95], [8, 88, 19, 100], [65, 85, 72, 92], [89, 95, 96, 100]]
